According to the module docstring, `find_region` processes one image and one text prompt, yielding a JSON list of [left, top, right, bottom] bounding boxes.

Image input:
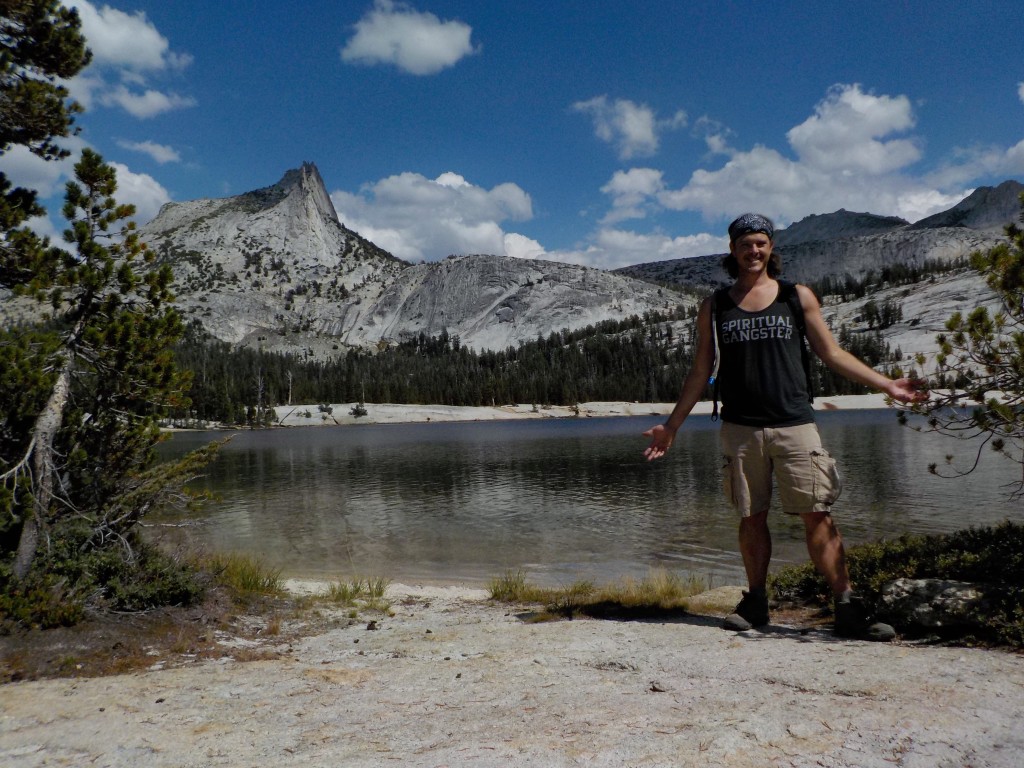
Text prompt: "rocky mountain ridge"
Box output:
[[3, 165, 1020, 369], [134, 163, 681, 355], [140, 163, 407, 349], [616, 180, 1022, 291]]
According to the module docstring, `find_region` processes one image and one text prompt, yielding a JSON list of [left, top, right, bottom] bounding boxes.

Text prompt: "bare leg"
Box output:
[[801, 511, 851, 595], [739, 509, 772, 590]]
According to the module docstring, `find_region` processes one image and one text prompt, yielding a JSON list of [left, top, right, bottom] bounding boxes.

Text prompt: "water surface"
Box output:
[[155, 410, 1018, 587]]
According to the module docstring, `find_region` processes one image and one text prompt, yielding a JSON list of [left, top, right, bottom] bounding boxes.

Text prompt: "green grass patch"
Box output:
[[324, 576, 392, 613], [202, 553, 284, 599]]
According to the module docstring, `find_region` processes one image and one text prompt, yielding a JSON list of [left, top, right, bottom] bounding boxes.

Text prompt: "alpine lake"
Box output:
[[153, 408, 1018, 588]]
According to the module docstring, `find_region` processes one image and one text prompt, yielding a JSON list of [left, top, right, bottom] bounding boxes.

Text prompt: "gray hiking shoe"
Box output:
[[722, 590, 769, 631], [834, 597, 896, 641]]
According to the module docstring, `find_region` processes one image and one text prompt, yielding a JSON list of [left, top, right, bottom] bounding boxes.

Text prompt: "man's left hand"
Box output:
[[889, 378, 929, 403]]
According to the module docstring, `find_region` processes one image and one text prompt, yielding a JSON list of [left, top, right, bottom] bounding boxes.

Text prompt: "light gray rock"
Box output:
[[879, 577, 990, 629], [132, 163, 688, 354], [349, 253, 680, 351], [909, 180, 1024, 232], [138, 162, 407, 350]]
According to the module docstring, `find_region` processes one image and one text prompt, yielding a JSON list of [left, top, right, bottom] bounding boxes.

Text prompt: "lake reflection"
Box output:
[[154, 410, 1018, 587]]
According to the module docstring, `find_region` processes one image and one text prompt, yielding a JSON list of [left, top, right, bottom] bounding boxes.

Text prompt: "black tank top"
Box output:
[[715, 284, 814, 427]]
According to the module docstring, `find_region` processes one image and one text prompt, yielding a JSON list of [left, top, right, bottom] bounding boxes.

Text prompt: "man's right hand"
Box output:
[[642, 424, 675, 461]]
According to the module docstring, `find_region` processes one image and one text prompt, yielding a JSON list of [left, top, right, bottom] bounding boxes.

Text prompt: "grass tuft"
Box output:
[[202, 553, 283, 599], [489, 568, 708, 620], [488, 570, 559, 603], [325, 576, 392, 614]]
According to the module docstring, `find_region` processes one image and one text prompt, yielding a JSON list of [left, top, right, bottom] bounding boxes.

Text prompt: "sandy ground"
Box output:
[[2, 582, 1022, 768]]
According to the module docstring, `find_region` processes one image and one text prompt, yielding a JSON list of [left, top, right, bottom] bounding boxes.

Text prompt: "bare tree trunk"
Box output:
[[11, 348, 74, 581]]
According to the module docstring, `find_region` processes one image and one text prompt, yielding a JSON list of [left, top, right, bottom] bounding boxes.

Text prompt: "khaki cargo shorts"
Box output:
[[720, 422, 843, 517]]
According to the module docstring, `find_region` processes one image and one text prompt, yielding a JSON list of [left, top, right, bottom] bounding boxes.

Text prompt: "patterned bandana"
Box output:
[[728, 213, 774, 242]]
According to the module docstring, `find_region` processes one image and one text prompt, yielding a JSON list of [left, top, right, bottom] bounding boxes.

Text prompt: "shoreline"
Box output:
[[167, 392, 898, 430], [274, 393, 896, 427], [163, 397, 901, 434]]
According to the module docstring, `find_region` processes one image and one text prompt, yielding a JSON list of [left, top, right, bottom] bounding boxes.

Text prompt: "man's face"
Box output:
[[730, 232, 773, 275]]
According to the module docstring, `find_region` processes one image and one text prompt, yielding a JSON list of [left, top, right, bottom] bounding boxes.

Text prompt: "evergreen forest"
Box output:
[[172, 298, 904, 427]]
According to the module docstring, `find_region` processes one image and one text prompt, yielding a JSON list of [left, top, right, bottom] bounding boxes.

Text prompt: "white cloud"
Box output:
[[599, 168, 666, 224], [116, 140, 182, 164], [1008, 139, 1024, 171], [100, 86, 196, 119], [892, 189, 973, 224], [554, 81, 1024, 268], [549, 228, 727, 271], [693, 117, 734, 156], [325, 80, 1023, 272], [1018, 82, 1024, 105], [647, 84, 1005, 227], [320, 81, 1022, 271], [25, 213, 65, 245], [0, 147, 68, 242], [341, 0, 477, 75], [66, 1, 195, 119], [504, 232, 547, 260], [0, 144, 169, 235], [331, 171, 533, 261], [109, 162, 171, 224], [573, 96, 686, 159], [70, 1, 191, 72], [0, 143, 81, 198], [786, 84, 920, 174], [923, 141, 1024, 190]]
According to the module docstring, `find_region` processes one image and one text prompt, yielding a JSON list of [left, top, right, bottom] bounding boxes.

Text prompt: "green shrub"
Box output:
[[0, 572, 85, 632], [769, 520, 1024, 647], [1, 528, 204, 632]]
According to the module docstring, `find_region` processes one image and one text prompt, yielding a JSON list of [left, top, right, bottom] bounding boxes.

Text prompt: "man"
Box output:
[[643, 213, 927, 640]]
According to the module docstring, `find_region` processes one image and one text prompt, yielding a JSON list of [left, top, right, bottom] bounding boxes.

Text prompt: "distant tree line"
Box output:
[[172, 309, 693, 424], [172, 298, 904, 425], [810, 325, 903, 397], [807, 257, 967, 301]]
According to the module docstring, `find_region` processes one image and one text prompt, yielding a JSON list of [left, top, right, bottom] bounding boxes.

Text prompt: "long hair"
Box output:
[[721, 248, 783, 278]]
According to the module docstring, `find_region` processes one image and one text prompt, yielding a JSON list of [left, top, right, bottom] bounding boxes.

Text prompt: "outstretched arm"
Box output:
[[643, 297, 716, 460], [798, 285, 928, 403]]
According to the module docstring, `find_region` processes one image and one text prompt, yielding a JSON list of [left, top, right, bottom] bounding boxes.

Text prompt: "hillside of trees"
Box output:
[[171, 296, 904, 426]]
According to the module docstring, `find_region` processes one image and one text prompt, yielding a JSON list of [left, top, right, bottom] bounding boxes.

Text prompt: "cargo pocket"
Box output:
[[810, 450, 842, 508], [721, 455, 738, 508]]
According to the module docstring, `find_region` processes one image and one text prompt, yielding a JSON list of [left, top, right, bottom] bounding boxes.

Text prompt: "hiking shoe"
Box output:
[[722, 590, 769, 631], [834, 597, 896, 642]]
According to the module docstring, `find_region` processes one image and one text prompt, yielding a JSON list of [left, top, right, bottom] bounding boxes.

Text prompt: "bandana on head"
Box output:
[[728, 213, 774, 242]]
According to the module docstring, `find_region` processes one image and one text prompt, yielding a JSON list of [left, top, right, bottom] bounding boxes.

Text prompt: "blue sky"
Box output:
[[3, 0, 1023, 270]]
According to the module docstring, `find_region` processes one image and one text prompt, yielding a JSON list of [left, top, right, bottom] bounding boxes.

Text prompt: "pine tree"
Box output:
[[1, 4, 207, 613], [905, 193, 1024, 496], [1, 0, 90, 254], [2, 150, 196, 581]]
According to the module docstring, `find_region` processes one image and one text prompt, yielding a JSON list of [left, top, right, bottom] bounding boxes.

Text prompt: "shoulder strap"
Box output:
[[709, 288, 728, 421], [778, 280, 814, 402], [777, 280, 805, 334]]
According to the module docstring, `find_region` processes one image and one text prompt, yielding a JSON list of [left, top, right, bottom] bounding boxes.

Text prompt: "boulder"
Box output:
[[878, 578, 989, 630]]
